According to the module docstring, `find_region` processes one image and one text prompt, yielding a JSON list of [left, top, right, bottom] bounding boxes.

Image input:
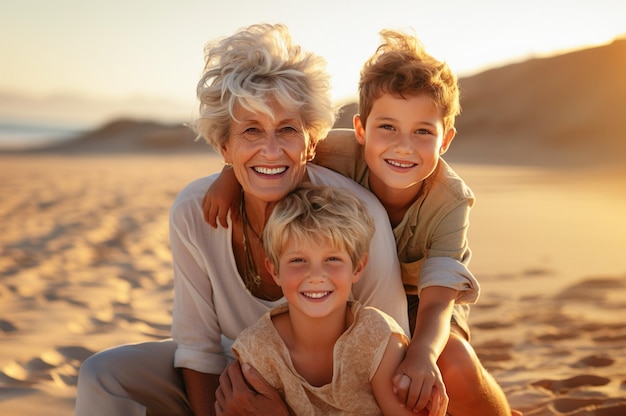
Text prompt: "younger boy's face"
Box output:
[[265, 238, 365, 320], [354, 93, 455, 196]]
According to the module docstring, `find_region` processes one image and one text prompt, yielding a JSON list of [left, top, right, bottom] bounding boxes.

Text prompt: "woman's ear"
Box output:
[[265, 258, 281, 286], [439, 128, 456, 155], [353, 115, 366, 145], [306, 135, 317, 162], [220, 144, 233, 165]]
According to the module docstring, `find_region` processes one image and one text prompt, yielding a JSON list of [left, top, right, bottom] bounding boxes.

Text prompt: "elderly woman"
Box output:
[[75, 23, 408, 416]]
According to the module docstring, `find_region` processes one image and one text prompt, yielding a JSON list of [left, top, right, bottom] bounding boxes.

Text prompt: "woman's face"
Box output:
[[221, 101, 313, 203]]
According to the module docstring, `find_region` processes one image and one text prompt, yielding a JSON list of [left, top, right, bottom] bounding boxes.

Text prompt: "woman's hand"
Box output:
[[215, 361, 290, 416]]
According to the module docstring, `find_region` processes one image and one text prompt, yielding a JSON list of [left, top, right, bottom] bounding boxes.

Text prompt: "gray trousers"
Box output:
[[75, 339, 193, 416]]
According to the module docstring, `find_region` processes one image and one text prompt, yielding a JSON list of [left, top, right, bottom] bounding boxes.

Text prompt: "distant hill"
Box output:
[[12, 119, 210, 154], [335, 38, 626, 167], [449, 37, 626, 166]]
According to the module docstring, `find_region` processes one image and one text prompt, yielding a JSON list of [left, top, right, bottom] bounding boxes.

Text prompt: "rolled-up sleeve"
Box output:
[[419, 256, 480, 304]]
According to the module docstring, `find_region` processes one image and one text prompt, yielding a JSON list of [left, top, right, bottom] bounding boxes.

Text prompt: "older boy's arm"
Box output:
[[393, 286, 456, 414], [202, 165, 241, 228]]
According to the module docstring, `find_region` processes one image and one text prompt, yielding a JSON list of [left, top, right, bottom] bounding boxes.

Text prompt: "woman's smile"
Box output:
[[252, 166, 288, 176]]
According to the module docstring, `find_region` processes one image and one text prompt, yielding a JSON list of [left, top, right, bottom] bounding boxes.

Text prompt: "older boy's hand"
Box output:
[[392, 363, 448, 416], [215, 361, 290, 416], [202, 164, 241, 228]]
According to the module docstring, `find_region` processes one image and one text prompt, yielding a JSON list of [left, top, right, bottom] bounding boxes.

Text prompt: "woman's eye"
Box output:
[[278, 126, 300, 136]]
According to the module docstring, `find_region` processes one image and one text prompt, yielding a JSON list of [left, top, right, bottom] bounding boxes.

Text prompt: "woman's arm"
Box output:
[[183, 368, 220, 416], [215, 361, 291, 416]]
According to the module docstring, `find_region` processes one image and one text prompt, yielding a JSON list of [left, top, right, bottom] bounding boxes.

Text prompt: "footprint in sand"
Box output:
[[585, 322, 626, 343], [536, 328, 581, 341], [529, 361, 626, 415], [474, 339, 514, 363], [473, 320, 515, 330], [550, 397, 626, 415], [558, 276, 625, 302], [532, 374, 611, 393], [0, 319, 17, 334], [0, 345, 95, 388], [572, 354, 615, 368]]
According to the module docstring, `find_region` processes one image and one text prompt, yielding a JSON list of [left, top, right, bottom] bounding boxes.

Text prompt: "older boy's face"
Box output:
[[355, 93, 454, 195]]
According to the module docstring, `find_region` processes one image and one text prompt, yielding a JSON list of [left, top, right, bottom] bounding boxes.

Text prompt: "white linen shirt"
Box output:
[[170, 164, 407, 375]]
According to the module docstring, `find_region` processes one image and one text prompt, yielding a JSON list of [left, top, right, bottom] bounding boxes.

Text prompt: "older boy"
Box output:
[[312, 29, 512, 415]]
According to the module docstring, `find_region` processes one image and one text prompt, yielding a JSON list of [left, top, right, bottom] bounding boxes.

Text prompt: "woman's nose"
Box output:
[[261, 132, 282, 156]]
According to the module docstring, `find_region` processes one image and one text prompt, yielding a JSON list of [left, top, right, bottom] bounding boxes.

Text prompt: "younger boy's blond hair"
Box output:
[[358, 29, 460, 133], [263, 183, 374, 272]]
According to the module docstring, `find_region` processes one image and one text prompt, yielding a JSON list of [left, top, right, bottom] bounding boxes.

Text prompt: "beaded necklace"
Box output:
[[239, 194, 283, 301]]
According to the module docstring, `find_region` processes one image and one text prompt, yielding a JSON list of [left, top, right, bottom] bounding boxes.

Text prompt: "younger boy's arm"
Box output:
[[371, 333, 446, 416], [393, 286, 457, 414], [202, 165, 241, 228]]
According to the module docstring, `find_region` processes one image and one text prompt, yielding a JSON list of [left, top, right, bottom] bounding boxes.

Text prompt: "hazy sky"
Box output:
[[2, 0, 624, 120]]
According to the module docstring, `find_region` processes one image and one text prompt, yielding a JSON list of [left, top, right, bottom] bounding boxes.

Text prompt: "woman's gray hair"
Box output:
[[194, 23, 336, 152]]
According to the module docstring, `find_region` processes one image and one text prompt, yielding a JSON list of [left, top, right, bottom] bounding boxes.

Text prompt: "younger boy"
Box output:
[[231, 183, 443, 415], [205, 29, 515, 415]]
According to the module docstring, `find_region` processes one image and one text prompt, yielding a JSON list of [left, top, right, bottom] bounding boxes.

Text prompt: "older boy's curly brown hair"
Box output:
[[358, 29, 460, 134]]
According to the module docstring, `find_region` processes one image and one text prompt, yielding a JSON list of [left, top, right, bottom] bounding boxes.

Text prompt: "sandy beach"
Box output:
[[1, 151, 625, 415]]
